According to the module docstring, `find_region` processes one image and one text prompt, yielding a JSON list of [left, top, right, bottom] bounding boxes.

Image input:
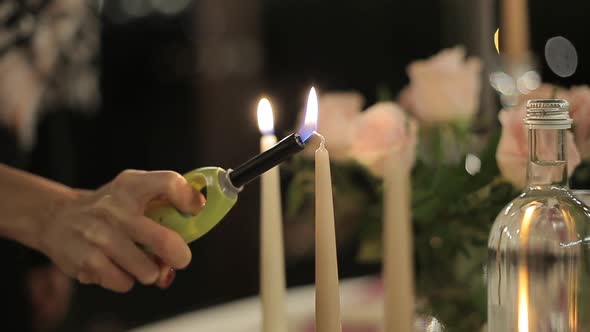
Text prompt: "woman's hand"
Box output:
[[38, 170, 205, 292]]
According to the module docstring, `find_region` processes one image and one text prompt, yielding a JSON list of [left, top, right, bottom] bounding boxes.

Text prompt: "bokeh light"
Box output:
[[465, 154, 482, 176], [545, 36, 578, 78], [516, 70, 541, 94]]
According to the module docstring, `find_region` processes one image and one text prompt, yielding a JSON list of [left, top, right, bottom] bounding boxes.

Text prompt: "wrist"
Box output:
[[17, 186, 79, 252]]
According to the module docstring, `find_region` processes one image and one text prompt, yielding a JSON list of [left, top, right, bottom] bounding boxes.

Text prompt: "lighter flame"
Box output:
[[257, 98, 274, 135], [495, 28, 501, 54], [304, 87, 318, 131], [517, 205, 536, 332], [298, 87, 318, 141]]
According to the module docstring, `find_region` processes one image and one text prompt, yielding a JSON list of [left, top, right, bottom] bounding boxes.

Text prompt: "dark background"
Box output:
[[21, 0, 590, 330]]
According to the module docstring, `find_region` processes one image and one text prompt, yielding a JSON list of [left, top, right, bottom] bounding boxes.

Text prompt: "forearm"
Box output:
[[0, 164, 77, 250]]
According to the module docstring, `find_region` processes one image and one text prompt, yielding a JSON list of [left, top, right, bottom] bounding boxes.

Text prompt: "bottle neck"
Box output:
[[526, 128, 568, 187]]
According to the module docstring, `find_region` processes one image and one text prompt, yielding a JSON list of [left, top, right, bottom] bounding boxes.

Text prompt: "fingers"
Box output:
[[114, 170, 205, 215], [82, 220, 160, 285], [156, 266, 175, 289], [110, 170, 202, 269], [53, 170, 202, 294], [129, 216, 192, 269], [149, 256, 176, 289], [77, 249, 135, 293]]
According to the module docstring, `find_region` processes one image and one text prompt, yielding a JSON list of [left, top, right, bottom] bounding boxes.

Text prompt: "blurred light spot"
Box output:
[[522, 71, 541, 91], [545, 36, 578, 78], [494, 28, 500, 54], [426, 317, 444, 332], [465, 154, 482, 175], [121, 0, 152, 18], [516, 71, 541, 95], [490, 72, 516, 96], [151, 0, 191, 15], [501, 94, 519, 108], [516, 77, 529, 95]]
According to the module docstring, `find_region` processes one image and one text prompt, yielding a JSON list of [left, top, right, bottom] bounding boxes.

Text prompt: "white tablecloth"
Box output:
[[130, 276, 383, 332]]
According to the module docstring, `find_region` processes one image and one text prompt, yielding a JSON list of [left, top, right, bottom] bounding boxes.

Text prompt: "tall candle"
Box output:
[[383, 150, 414, 332], [476, 0, 498, 123], [257, 98, 287, 332], [502, 0, 529, 61], [308, 88, 342, 332]]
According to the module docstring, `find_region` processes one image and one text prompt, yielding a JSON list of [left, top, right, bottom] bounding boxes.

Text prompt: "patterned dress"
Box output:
[[0, 0, 100, 147], [0, 1, 99, 330]]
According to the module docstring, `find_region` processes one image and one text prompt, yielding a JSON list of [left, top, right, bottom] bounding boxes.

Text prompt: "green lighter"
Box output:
[[145, 133, 306, 243]]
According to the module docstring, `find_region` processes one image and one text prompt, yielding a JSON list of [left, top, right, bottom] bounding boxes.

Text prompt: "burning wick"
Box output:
[[314, 131, 326, 149]]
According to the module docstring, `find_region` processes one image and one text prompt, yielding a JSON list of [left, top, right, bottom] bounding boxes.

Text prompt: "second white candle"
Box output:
[[307, 87, 342, 332], [258, 98, 288, 332]]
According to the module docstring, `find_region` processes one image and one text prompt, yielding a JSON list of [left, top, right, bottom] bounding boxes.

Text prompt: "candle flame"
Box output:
[[257, 98, 274, 135], [517, 205, 536, 332], [518, 264, 529, 332], [561, 208, 579, 330], [495, 28, 501, 54], [298, 87, 318, 141]]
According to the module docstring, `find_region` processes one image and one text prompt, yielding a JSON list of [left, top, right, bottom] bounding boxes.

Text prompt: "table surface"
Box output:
[[130, 276, 384, 332]]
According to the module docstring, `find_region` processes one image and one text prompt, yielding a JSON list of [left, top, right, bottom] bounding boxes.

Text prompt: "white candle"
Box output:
[[383, 150, 414, 332], [307, 87, 342, 332], [502, 0, 529, 60], [257, 98, 287, 332]]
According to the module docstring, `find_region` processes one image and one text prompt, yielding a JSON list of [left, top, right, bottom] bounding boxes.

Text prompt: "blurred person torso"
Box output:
[[0, 1, 99, 331]]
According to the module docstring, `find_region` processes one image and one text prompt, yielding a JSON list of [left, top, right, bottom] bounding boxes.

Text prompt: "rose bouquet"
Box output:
[[283, 46, 590, 331]]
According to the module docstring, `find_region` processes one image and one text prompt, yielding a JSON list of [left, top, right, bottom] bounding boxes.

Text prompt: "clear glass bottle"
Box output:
[[488, 99, 590, 332]]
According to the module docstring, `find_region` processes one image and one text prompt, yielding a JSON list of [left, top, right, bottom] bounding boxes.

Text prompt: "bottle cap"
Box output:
[[525, 99, 572, 129]]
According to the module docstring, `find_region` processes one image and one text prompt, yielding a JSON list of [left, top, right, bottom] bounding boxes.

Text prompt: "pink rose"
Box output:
[[397, 86, 414, 115], [403, 47, 482, 124], [566, 86, 590, 159], [304, 92, 365, 161], [348, 102, 417, 177], [496, 105, 581, 189]]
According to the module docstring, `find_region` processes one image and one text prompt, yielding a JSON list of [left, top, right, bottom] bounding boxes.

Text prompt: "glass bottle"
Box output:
[[487, 99, 590, 332]]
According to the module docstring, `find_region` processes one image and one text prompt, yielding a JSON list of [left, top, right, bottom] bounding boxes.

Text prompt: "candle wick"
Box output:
[[313, 131, 326, 148]]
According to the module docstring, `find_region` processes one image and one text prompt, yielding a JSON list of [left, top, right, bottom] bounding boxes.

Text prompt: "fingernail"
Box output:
[[192, 197, 206, 214], [159, 269, 175, 289]]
